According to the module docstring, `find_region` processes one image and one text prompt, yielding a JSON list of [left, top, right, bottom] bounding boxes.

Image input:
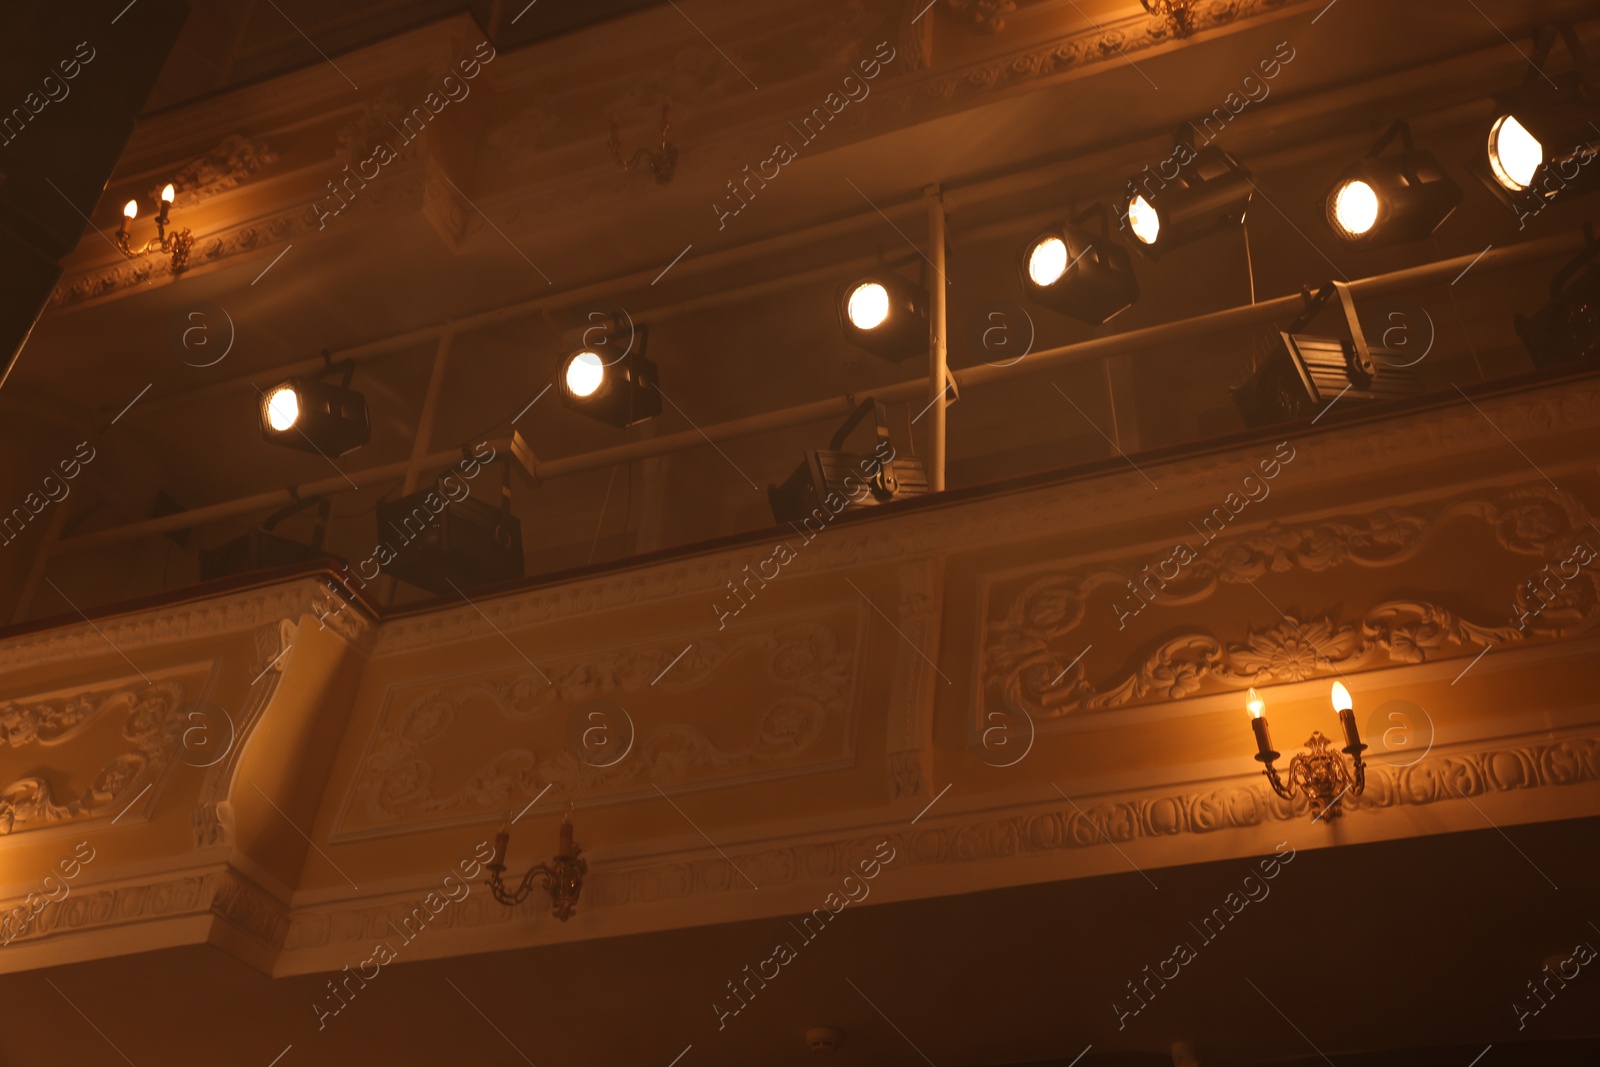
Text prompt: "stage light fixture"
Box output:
[[1122, 138, 1253, 259], [1480, 24, 1600, 211], [1233, 281, 1422, 428], [200, 495, 336, 581], [1323, 121, 1462, 248], [836, 272, 927, 363], [1017, 204, 1140, 325], [768, 398, 927, 525], [259, 358, 370, 457], [379, 449, 524, 595], [1516, 225, 1600, 369], [558, 322, 661, 428]]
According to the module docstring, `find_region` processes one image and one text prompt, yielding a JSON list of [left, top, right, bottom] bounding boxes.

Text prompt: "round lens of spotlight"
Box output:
[[846, 282, 891, 330], [1330, 179, 1380, 238], [1128, 195, 1160, 245], [565, 350, 606, 398], [264, 386, 300, 431], [1488, 114, 1542, 192], [1027, 236, 1069, 286]]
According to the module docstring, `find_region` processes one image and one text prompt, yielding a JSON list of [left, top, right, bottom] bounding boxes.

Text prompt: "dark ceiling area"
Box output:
[[147, 0, 668, 111]]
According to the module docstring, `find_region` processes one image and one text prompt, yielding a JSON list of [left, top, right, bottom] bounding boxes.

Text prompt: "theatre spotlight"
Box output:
[[1233, 281, 1422, 428], [1324, 121, 1462, 248], [768, 398, 927, 525], [558, 322, 661, 428], [1516, 226, 1600, 369], [200, 495, 336, 581], [1122, 137, 1253, 259], [837, 272, 927, 362], [1018, 204, 1140, 325], [379, 450, 524, 594], [1480, 24, 1600, 211], [259, 358, 370, 457]]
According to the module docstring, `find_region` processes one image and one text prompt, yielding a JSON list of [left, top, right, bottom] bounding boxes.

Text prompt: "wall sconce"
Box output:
[[1246, 683, 1367, 820], [610, 101, 678, 186], [1141, 0, 1198, 37], [485, 804, 586, 921], [115, 183, 194, 273]]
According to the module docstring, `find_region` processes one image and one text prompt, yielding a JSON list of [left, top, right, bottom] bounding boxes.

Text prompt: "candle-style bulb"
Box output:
[[123, 199, 138, 219], [160, 183, 175, 203], [1246, 688, 1265, 719], [1330, 681, 1353, 713]]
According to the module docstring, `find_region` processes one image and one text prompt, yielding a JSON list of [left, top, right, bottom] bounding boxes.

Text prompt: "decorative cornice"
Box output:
[[0, 579, 373, 676], [281, 729, 1600, 958]]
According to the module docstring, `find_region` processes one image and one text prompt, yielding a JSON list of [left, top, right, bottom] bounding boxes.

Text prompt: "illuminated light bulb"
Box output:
[[1488, 114, 1542, 192], [264, 385, 300, 432], [123, 199, 138, 219], [1330, 681, 1353, 713], [1027, 236, 1069, 286], [846, 282, 890, 330], [1246, 687, 1265, 719], [1331, 179, 1380, 238], [564, 350, 606, 398], [161, 183, 175, 203], [1127, 195, 1160, 245]]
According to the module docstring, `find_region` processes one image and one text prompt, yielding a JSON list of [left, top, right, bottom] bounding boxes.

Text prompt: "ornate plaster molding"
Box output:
[[0, 861, 289, 964], [148, 134, 281, 209], [0, 578, 372, 676], [210, 867, 292, 953], [339, 616, 861, 839], [0, 680, 186, 834], [887, 559, 944, 798], [983, 484, 1598, 718], [194, 620, 298, 850], [282, 730, 1600, 957], [870, 0, 1305, 120]]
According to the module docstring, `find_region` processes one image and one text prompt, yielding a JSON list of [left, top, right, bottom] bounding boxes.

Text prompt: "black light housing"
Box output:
[[558, 322, 661, 428], [199, 495, 337, 581], [378, 453, 524, 594], [768, 398, 927, 525], [1018, 204, 1140, 325], [1122, 138, 1253, 259], [1516, 225, 1600, 369], [836, 273, 927, 363], [1479, 24, 1600, 215], [1324, 120, 1462, 248], [259, 359, 370, 457], [1233, 282, 1422, 428]]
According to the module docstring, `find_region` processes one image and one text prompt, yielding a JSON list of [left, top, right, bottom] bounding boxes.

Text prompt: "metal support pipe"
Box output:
[[925, 184, 948, 493], [953, 231, 1585, 390], [51, 229, 1585, 555], [129, 199, 929, 419], [402, 329, 456, 494]]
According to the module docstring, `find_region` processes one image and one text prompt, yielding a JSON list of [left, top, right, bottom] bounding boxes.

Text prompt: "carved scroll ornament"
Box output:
[[0, 682, 184, 833], [984, 487, 1597, 719], [351, 621, 854, 827]]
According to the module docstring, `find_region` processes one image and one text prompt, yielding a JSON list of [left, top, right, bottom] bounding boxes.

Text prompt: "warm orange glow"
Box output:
[[122, 199, 138, 219], [1330, 680, 1353, 713], [161, 183, 176, 203], [1247, 687, 1265, 719]]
